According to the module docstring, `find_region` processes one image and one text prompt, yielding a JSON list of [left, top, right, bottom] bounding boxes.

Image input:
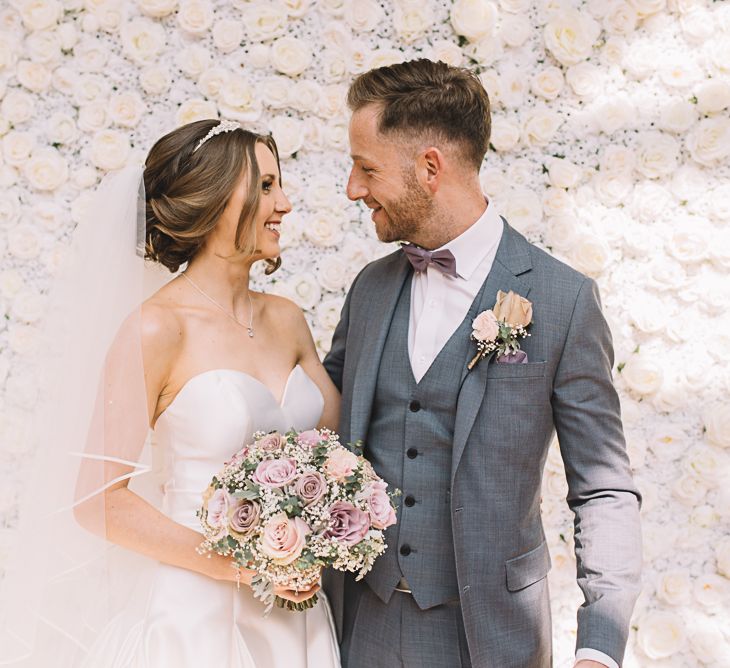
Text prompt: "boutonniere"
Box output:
[[468, 290, 533, 370]]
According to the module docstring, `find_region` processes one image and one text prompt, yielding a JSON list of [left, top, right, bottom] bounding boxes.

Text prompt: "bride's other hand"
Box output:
[[274, 582, 321, 603]]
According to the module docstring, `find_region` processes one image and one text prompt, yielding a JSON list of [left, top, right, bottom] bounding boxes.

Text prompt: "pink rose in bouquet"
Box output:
[[325, 501, 371, 546], [296, 429, 322, 448], [253, 458, 298, 488], [294, 471, 327, 506], [257, 433, 286, 452], [361, 481, 397, 530], [229, 499, 260, 538], [262, 513, 310, 565], [324, 447, 359, 480]]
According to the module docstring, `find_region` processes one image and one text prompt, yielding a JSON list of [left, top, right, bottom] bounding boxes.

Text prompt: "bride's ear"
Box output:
[[265, 257, 282, 275]]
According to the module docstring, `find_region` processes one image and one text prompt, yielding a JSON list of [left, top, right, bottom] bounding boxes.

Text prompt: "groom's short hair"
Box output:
[[347, 58, 491, 171]]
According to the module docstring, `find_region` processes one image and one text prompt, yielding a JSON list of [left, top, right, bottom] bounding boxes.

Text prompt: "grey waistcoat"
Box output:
[[364, 273, 487, 610]]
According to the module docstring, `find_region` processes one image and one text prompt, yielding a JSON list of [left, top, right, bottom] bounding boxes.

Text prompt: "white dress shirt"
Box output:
[[406, 201, 617, 668]]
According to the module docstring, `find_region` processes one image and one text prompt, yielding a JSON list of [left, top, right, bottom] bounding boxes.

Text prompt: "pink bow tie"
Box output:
[[401, 244, 458, 278]]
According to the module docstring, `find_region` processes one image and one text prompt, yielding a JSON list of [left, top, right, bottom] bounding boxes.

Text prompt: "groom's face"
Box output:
[[347, 104, 432, 244]]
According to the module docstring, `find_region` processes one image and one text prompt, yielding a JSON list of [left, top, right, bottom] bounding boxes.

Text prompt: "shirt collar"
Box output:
[[439, 199, 502, 281]]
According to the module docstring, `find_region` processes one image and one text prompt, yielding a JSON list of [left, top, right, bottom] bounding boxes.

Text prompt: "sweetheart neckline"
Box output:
[[157, 365, 312, 424]]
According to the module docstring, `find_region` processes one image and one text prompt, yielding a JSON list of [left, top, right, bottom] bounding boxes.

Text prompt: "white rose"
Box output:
[[260, 76, 291, 110], [212, 18, 242, 54], [90, 129, 131, 170], [694, 574, 730, 608], [346, 41, 371, 75], [594, 96, 634, 135], [692, 503, 719, 527], [287, 272, 321, 310], [689, 620, 730, 665], [632, 183, 671, 222], [627, 0, 666, 16], [634, 131, 680, 178], [686, 444, 727, 484], [196, 67, 229, 100], [8, 225, 41, 260], [603, 1, 638, 34], [108, 90, 146, 128], [139, 65, 171, 95], [73, 73, 111, 106], [89, 0, 124, 33], [0, 269, 24, 299], [244, 44, 268, 69], [343, 0, 382, 32], [121, 18, 166, 64], [479, 166, 508, 198], [52, 66, 78, 97], [24, 148, 68, 191], [136, 0, 177, 17], [316, 297, 344, 332], [218, 77, 260, 122], [621, 353, 663, 396], [499, 13, 530, 47], [26, 29, 62, 63], [505, 158, 532, 185], [694, 80, 730, 115], [78, 101, 109, 133], [656, 570, 692, 606], [591, 173, 633, 206], [0, 192, 21, 229], [427, 40, 464, 67], [463, 37, 503, 67], [670, 165, 707, 201], [599, 144, 635, 176], [450, 0, 497, 41], [281, 0, 313, 18], [1, 90, 34, 125], [316, 255, 350, 292], [268, 116, 303, 158], [289, 79, 322, 114], [177, 0, 213, 34], [72, 165, 98, 189], [45, 112, 78, 145], [547, 157, 581, 189], [501, 187, 542, 235], [667, 226, 709, 264], [11, 288, 45, 324], [304, 210, 346, 247], [565, 62, 602, 99], [531, 66, 563, 101], [489, 116, 520, 152], [717, 536, 730, 577], [319, 49, 347, 82], [672, 473, 708, 505], [545, 214, 579, 251], [570, 232, 612, 276], [243, 4, 287, 41], [19, 0, 62, 31], [33, 201, 64, 231], [0, 35, 18, 74], [393, 3, 433, 43], [2, 132, 35, 167], [271, 36, 312, 77], [704, 404, 730, 449], [659, 58, 703, 88], [687, 116, 730, 167], [318, 84, 347, 120], [176, 44, 211, 78], [681, 8, 713, 42], [318, 0, 345, 15], [522, 108, 562, 146], [658, 98, 697, 134], [542, 188, 575, 217], [366, 49, 405, 71], [175, 98, 218, 126], [637, 610, 686, 660], [75, 38, 109, 72], [544, 10, 600, 66], [707, 36, 730, 76]]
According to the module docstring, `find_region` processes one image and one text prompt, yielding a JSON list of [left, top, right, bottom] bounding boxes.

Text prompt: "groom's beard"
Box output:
[[375, 171, 434, 244]]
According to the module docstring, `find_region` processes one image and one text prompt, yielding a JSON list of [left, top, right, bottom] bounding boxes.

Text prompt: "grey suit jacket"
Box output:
[[323, 221, 642, 667]]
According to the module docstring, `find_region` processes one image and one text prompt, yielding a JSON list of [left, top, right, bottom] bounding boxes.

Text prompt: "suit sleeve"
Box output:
[[551, 277, 642, 666], [323, 274, 357, 393]]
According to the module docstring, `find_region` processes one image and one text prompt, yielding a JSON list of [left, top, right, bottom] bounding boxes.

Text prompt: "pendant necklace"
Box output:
[[181, 272, 254, 338]]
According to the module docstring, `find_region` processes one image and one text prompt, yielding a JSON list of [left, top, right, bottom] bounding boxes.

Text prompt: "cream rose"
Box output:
[[502, 187, 542, 235], [544, 9, 600, 66], [23, 149, 68, 191], [695, 79, 730, 114], [8, 226, 41, 260], [73, 74, 110, 106], [634, 131, 680, 179], [424, 40, 463, 67], [16, 60, 51, 92], [545, 213, 579, 251], [570, 232, 612, 277], [694, 573, 730, 608], [175, 98, 218, 126], [591, 173, 633, 207], [2, 132, 35, 167], [90, 129, 131, 170], [291, 81, 322, 114], [687, 117, 730, 167], [686, 445, 726, 484], [305, 210, 346, 247], [137, 0, 177, 17], [689, 620, 730, 666], [343, 0, 382, 32], [522, 108, 562, 146], [288, 273, 321, 310], [704, 404, 730, 449], [176, 45, 212, 79], [565, 62, 602, 99], [19, 0, 62, 31], [1, 90, 35, 125], [324, 446, 359, 480], [316, 255, 351, 292], [392, 3, 433, 43], [547, 157, 582, 189], [218, 76, 260, 122], [499, 0, 529, 10], [78, 101, 109, 133], [531, 67, 564, 101], [450, 0, 497, 41], [716, 536, 730, 577], [656, 570, 692, 606], [281, 0, 313, 18], [139, 65, 171, 95], [489, 116, 520, 152], [243, 4, 287, 41], [627, 0, 666, 16], [594, 96, 634, 135], [499, 13, 530, 47], [212, 18, 243, 53], [196, 66, 229, 99], [268, 115, 304, 158], [271, 36, 312, 77], [659, 59, 703, 88], [177, 0, 213, 34], [658, 98, 697, 134], [317, 297, 344, 331], [637, 610, 686, 660], [671, 473, 708, 506], [463, 38, 503, 67], [121, 18, 166, 64], [45, 112, 78, 145], [0, 192, 21, 229], [108, 91, 146, 128], [621, 353, 663, 396]]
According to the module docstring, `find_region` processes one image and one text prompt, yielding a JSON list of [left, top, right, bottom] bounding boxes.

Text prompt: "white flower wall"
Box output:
[[1, 0, 729, 665]]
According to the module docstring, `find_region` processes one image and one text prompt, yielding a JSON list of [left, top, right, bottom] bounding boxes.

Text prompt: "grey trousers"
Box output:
[[340, 578, 472, 668]]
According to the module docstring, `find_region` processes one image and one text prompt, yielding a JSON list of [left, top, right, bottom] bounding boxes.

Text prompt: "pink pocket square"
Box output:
[[496, 350, 528, 364]]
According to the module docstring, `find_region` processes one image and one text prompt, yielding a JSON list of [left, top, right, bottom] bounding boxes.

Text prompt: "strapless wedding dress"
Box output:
[[83, 366, 340, 668]]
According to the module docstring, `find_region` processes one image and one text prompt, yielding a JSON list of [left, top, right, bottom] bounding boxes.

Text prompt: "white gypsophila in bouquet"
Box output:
[[198, 428, 398, 612]]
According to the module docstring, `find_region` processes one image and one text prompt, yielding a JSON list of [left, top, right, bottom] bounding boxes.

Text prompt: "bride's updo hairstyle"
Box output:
[[143, 119, 282, 274]]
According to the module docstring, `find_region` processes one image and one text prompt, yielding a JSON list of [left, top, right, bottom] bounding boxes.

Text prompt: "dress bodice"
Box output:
[[154, 365, 324, 529]]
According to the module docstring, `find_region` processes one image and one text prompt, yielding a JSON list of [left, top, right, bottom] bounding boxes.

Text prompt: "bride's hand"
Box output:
[[274, 581, 321, 603]]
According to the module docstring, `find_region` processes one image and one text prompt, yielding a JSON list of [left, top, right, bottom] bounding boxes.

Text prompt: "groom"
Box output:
[[323, 59, 641, 668]]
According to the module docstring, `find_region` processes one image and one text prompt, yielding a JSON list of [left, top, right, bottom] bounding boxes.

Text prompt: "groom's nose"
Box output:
[[346, 170, 368, 201]]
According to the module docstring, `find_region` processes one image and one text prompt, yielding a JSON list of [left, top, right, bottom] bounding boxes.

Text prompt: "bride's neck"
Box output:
[[183, 252, 253, 307]]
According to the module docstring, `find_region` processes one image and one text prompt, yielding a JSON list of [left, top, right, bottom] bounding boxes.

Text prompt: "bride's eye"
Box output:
[[262, 179, 273, 193]]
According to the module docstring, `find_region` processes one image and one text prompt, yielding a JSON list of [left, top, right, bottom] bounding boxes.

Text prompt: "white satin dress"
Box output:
[[84, 366, 341, 668]]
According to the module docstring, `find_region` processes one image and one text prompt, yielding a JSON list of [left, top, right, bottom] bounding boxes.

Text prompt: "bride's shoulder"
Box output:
[[259, 292, 308, 330], [139, 290, 185, 358]]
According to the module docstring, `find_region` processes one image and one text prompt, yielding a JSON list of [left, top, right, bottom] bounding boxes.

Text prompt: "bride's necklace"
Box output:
[[181, 272, 254, 338]]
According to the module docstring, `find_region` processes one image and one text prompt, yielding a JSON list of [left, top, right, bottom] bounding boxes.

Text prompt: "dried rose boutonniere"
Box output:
[[468, 290, 533, 369]]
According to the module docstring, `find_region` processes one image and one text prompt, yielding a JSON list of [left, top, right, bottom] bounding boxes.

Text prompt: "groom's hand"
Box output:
[[575, 661, 608, 668]]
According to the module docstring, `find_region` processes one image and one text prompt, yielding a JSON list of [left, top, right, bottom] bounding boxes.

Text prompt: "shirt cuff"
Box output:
[[575, 648, 619, 668]]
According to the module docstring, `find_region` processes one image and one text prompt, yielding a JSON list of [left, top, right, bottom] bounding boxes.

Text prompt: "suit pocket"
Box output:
[[489, 361, 547, 379], [505, 540, 552, 592]]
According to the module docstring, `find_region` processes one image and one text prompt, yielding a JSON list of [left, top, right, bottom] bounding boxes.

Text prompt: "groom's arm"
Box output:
[[551, 277, 642, 667], [323, 280, 355, 392]]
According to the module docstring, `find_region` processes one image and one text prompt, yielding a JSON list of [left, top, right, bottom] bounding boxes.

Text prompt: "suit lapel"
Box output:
[[451, 221, 533, 483], [349, 251, 412, 445]]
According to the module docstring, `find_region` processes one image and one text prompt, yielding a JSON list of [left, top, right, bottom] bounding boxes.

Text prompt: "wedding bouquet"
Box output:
[[198, 428, 398, 612]]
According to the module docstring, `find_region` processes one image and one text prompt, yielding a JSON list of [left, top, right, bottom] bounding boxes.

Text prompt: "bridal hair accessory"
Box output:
[[468, 290, 533, 369], [193, 119, 241, 152], [181, 271, 255, 337]]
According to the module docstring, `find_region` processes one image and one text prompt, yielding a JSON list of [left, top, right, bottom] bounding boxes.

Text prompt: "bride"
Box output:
[[0, 119, 341, 667]]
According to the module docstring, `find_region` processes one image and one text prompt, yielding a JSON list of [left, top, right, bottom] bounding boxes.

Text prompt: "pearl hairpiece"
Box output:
[[193, 120, 241, 152]]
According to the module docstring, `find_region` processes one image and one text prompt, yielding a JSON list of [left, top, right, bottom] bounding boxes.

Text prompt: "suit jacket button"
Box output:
[[406, 448, 418, 459], [400, 544, 412, 556], [404, 495, 415, 507], [409, 400, 421, 412]]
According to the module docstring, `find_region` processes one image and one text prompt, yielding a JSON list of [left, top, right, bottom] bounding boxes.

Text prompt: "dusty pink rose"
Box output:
[[297, 429, 322, 448], [261, 512, 310, 564], [228, 499, 260, 537], [257, 433, 286, 452], [472, 309, 499, 342], [361, 481, 396, 530], [324, 447, 359, 480], [225, 445, 249, 467], [253, 457, 298, 488], [324, 501, 371, 546], [204, 488, 230, 538], [294, 471, 327, 505]]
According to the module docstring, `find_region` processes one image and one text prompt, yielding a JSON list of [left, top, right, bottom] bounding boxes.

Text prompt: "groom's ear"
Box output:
[[417, 146, 443, 194]]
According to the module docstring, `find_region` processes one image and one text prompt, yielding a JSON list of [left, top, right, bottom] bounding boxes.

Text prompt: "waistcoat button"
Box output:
[[406, 448, 418, 459], [400, 544, 412, 556], [409, 400, 421, 412], [404, 495, 415, 507]]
